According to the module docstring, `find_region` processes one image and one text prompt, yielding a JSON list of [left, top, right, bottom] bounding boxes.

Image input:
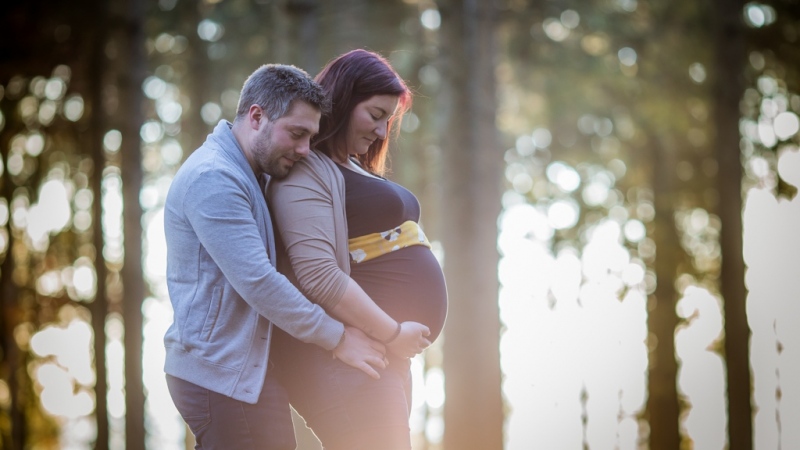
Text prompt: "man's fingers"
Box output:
[[370, 341, 387, 353], [359, 363, 381, 380], [372, 354, 387, 369]]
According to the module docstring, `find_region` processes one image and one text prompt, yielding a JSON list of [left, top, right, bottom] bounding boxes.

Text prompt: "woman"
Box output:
[[268, 49, 448, 449]]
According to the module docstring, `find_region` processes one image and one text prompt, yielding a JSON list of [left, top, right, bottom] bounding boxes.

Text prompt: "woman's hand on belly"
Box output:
[[387, 321, 431, 359]]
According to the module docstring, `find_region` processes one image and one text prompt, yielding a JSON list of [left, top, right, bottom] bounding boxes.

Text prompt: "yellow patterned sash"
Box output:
[[348, 220, 431, 264]]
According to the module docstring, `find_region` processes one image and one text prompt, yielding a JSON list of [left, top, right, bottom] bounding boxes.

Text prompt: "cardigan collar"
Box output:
[[208, 120, 270, 188]]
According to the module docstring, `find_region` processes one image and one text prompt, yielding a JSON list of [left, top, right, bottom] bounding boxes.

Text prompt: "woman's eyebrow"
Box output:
[[370, 106, 389, 116]]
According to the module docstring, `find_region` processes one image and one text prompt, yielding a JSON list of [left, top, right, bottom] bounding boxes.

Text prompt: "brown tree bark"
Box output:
[[0, 135, 24, 450], [89, 1, 110, 448], [713, 1, 753, 448], [437, 1, 504, 449], [106, 0, 147, 447], [181, 0, 214, 157], [646, 133, 682, 450]]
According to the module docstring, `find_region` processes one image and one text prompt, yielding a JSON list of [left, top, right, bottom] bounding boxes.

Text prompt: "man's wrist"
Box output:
[[334, 328, 347, 351]]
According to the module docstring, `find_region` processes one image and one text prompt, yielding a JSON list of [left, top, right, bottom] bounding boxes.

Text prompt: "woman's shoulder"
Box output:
[[304, 149, 337, 170], [289, 149, 340, 181], [270, 149, 341, 194]]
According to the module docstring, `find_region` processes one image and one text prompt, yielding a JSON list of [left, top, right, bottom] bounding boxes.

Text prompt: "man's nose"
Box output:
[[296, 139, 311, 157]]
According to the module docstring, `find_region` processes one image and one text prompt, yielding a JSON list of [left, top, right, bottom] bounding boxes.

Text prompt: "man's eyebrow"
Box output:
[[288, 124, 316, 134]]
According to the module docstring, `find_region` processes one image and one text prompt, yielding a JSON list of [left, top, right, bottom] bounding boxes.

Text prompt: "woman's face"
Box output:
[[345, 94, 400, 156]]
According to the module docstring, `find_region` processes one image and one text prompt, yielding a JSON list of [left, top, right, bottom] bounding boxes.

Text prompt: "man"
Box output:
[[163, 64, 386, 449]]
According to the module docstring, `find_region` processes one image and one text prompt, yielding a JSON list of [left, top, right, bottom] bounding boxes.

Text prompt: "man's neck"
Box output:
[[230, 121, 259, 175]]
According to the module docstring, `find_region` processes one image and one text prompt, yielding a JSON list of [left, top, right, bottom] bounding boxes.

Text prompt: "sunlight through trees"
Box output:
[[1, 1, 799, 449]]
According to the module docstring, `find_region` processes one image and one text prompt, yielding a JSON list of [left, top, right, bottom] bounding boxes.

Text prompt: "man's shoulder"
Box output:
[[176, 145, 242, 183]]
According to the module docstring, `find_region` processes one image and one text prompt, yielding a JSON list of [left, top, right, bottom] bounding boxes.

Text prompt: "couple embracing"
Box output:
[[163, 48, 448, 449]]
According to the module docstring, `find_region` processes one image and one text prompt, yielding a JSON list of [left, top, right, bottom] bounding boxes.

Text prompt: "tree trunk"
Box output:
[[283, 0, 321, 72], [109, 0, 147, 447], [89, 1, 110, 448], [0, 149, 24, 450], [646, 133, 682, 450], [438, 1, 504, 449], [182, 0, 213, 157], [713, 1, 753, 448]]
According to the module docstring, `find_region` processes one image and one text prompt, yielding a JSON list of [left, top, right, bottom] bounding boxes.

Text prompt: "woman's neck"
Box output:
[[330, 148, 352, 164], [337, 155, 383, 180]]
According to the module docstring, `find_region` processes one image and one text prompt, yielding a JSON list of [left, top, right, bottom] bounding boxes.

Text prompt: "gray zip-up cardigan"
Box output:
[[163, 120, 344, 404]]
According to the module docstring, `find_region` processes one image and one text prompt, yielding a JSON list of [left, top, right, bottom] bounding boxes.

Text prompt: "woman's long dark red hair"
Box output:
[[313, 49, 412, 175]]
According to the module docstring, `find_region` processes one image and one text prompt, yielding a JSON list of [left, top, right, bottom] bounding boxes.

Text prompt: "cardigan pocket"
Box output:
[[200, 285, 223, 342]]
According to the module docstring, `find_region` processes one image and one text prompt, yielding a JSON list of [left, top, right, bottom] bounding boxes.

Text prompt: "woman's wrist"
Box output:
[[380, 321, 402, 345]]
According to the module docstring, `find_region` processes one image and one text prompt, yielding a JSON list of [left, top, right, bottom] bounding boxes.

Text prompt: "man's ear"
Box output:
[[248, 104, 264, 129]]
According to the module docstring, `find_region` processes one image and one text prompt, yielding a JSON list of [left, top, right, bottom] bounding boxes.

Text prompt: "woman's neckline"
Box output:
[[336, 157, 385, 180]]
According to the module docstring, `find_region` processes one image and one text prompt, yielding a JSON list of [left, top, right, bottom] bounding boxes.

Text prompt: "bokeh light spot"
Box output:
[[560, 10, 580, 29], [44, 78, 65, 100], [581, 33, 610, 55], [157, 101, 182, 124], [689, 63, 707, 84], [25, 132, 45, 156], [104, 129, 122, 153], [143, 76, 167, 100], [546, 162, 581, 192], [543, 18, 570, 42], [197, 19, 224, 42], [64, 95, 84, 121], [160, 139, 183, 166], [547, 199, 580, 230], [774, 112, 799, 140], [420, 9, 441, 30], [201, 102, 222, 125], [744, 2, 776, 28], [532, 128, 552, 148], [623, 219, 646, 242], [141, 121, 165, 144], [618, 47, 637, 66]]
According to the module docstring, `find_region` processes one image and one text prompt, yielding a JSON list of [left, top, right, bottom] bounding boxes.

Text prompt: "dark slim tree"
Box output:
[[646, 132, 683, 450], [106, 0, 147, 448], [638, 2, 711, 447], [0, 1, 106, 448], [88, 0, 110, 448], [180, 0, 214, 156], [437, 0, 505, 449], [713, 1, 753, 449]]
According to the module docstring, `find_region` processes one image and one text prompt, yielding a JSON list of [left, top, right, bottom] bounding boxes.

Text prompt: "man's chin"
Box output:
[[266, 164, 291, 179]]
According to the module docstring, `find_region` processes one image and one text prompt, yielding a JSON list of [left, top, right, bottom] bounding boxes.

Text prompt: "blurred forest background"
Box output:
[[1, 0, 799, 449]]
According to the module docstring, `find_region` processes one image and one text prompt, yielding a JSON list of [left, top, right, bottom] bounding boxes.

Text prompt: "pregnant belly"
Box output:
[[350, 245, 448, 342]]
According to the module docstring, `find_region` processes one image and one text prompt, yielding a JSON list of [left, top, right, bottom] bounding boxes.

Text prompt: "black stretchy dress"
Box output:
[[337, 164, 448, 341], [271, 163, 448, 450]]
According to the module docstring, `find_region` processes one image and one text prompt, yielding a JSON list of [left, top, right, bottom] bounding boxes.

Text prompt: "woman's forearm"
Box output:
[[329, 278, 399, 343], [330, 279, 431, 359]]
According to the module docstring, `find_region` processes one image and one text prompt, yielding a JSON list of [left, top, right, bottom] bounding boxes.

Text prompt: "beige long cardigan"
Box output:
[[267, 149, 353, 311]]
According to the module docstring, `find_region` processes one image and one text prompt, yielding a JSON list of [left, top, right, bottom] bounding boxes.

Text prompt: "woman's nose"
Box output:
[[375, 120, 388, 139]]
